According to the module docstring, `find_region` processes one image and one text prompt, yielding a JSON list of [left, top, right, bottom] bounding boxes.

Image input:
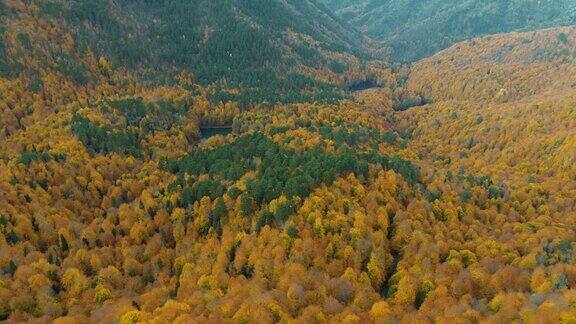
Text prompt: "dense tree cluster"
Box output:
[[70, 98, 195, 157], [161, 127, 418, 236]]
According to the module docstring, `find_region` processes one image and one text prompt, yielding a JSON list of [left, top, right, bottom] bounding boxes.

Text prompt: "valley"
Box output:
[[0, 1, 575, 322]]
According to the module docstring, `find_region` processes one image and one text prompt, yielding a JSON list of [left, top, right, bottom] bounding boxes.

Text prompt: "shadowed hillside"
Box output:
[[321, 0, 576, 62]]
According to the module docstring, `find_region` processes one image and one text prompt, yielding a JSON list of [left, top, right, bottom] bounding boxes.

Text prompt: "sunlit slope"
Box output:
[[406, 27, 576, 103]]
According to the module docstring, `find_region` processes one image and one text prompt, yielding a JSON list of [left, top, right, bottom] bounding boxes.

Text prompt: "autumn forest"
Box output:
[[0, 0, 576, 323]]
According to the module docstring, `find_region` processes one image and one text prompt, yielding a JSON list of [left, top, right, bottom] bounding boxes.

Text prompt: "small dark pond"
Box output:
[[200, 127, 233, 139], [345, 80, 382, 92]]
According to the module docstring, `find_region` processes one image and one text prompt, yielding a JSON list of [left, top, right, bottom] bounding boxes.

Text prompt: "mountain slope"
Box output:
[[0, 0, 370, 106], [392, 28, 576, 321], [405, 27, 576, 103], [321, 0, 576, 62]]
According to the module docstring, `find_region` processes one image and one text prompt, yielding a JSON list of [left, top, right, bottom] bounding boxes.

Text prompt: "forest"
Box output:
[[321, 0, 576, 61], [0, 0, 576, 322]]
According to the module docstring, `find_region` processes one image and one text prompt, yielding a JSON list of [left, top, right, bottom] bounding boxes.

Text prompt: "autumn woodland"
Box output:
[[0, 0, 576, 323]]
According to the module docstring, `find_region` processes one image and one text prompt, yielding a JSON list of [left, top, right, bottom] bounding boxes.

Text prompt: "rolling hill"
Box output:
[[405, 27, 576, 103]]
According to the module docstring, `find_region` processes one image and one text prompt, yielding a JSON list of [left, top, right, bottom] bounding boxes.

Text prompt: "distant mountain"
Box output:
[[0, 0, 370, 106], [320, 0, 576, 62]]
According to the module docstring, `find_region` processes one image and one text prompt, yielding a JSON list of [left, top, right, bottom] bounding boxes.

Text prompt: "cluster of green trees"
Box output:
[[70, 98, 190, 156], [316, 123, 400, 147], [393, 97, 431, 111], [209, 73, 345, 108], [435, 170, 507, 204], [162, 131, 419, 236], [0, 1, 22, 79], [19, 148, 65, 166], [54, 54, 90, 85], [71, 114, 141, 157], [105, 98, 186, 131]]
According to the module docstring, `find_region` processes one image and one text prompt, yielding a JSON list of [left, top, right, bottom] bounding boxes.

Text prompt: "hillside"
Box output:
[[389, 27, 576, 321], [0, 0, 372, 107], [405, 27, 576, 103], [321, 0, 576, 62]]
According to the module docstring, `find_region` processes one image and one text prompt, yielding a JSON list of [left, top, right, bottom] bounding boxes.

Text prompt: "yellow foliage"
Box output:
[[370, 301, 392, 320], [120, 310, 141, 324], [94, 286, 113, 304]]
